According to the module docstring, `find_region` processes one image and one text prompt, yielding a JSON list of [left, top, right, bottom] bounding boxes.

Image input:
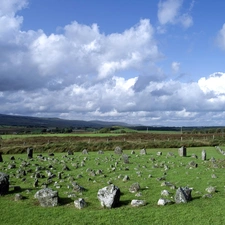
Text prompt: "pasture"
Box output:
[[0, 143, 225, 225]]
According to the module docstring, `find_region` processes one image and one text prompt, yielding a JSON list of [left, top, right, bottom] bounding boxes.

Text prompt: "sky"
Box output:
[[1, 0, 225, 126]]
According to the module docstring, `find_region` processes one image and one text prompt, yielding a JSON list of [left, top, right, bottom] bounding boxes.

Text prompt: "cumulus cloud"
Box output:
[[1, 0, 225, 126], [171, 61, 180, 73], [157, 0, 193, 29], [216, 24, 225, 50]]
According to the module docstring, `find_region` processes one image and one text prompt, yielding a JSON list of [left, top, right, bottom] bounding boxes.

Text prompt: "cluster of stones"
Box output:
[[0, 145, 218, 209]]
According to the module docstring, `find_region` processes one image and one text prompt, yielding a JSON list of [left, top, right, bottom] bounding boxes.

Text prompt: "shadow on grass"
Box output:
[[59, 197, 74, 206]]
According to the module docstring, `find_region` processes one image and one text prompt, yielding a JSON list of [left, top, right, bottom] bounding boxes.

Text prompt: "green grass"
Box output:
[[0, 147, 225, 224]]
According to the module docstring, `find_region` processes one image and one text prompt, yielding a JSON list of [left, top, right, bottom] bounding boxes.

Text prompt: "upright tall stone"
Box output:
[[178, 146, 186, 157], [0, 172, 9, 195], [202, 150, 206, 160], [27, 147, 33, 159]]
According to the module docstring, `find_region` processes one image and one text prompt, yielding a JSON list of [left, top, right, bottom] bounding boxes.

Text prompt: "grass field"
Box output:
[[1, 146, 225, 224]]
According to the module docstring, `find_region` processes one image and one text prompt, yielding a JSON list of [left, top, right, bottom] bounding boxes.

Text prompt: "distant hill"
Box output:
[[0, 114, 132, 129]]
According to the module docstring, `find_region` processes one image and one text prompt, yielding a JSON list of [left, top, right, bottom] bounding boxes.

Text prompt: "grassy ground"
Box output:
[[0, 146, 225, 224]]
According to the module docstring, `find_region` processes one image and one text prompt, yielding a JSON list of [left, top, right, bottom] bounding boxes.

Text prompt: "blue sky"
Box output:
[[1, 0, 225, 126]]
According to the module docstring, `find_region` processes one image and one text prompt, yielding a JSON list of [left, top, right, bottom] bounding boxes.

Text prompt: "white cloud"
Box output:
[[1, 0, 225, 126], [216, 24, 225, 50], [157, 0, 193, 29], [171, 61, 180, 73], [198, 72, 225, 95]]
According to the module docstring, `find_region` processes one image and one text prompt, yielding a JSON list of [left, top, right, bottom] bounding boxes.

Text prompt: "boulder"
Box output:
[[174, 187, 192, 203], [129, 183, 140, 193], [74, 198, 87, 209], [0, 172, 9, 195], [131, 199, 146, 207], [97, 184, 120, 208], [157, 198, 171, 206], [34, 188, 59, 207]]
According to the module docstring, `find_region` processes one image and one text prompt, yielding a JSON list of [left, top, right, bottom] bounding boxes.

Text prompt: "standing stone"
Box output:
[[122, 154, 129, 164], [174, 187, 192, 203], [34, 188, 59, 207], [140, 148, 147, 155], [114, 146, 123, 155], [74, 198, 87, 209], [178, 146, 186, 157], [82, 149, 88, 154], [202, 150, 206, 160], [0, 152, 3, 162], [97, 184, 120, 208], [0, 172, 9, 195], [27, 147, 33, 159]]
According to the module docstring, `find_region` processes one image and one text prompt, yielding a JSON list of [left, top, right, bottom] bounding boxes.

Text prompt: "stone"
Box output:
[[10, 156, 15, 160], [98, 150, 104, 154], [140, 148, 147, 155], [97, 184, 120, 208], [72, 182, 86, 192], [122, 154, 129, 164], [122, 175, 130, 182], [129, 183, 140, 193], [191, 154, 198, 159], [205, 186, 216, 194], [161, 190, 170, 196], [157, 152, 162, 156], [188, 161, 198, 168], [157, 198, 171, 206], [14, 193, 23, 201], [202, 150, 206, 160], [74, 198, 87, 209], [34, 188, 59, 207], [114, 146, 123, 155], [0, 172, 9, 195], [82, 149, 88, 154], [27, 147, 33, 159], [178, 146, 186, 157], [67, 150, 73, 155], [174, 187, 192, 203], [131, 199, 146, 207]]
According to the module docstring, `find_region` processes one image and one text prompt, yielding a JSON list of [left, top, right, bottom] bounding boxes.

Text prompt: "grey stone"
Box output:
[[140, 148, 147, 155], [178, 146, 186, 157], [82, 149, 88, 154], [27, 147, 33, 159], [14, 193, 23, 201], [97, 184, 120, 208], [157, 198, 171, 206], [114, 146, 123, 155], [131, 199, 146, 207], [0, 172, 9, 195], [74, 198, 87, 209], [122, 154, 129, 164], [34, 188, 59, 207], [129, 183, 140, 193], [202, 150, 206, 160], [205, 186, 216, 193], [174, 187, 192, 203]]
